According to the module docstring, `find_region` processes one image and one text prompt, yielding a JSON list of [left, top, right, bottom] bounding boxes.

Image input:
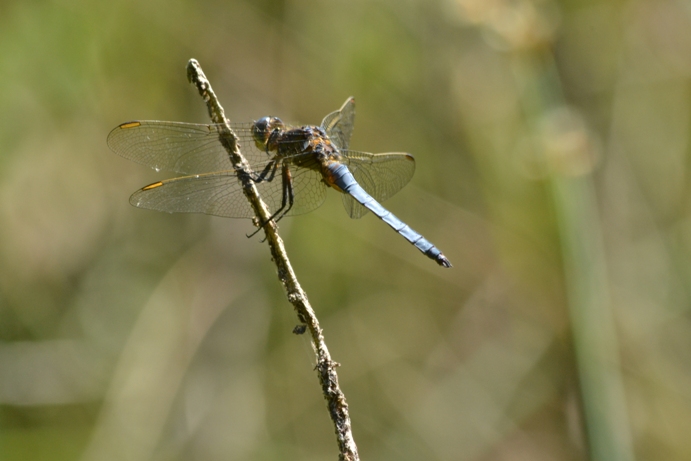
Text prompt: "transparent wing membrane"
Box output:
[[340, 151, 415, 218], [107, 120, 272, 175], [129, 158, 328, 219], [321, 97, 355, 150]]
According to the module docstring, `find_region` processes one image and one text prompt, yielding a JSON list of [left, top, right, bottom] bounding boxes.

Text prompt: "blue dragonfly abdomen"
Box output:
[[325, 162, 452, 268]]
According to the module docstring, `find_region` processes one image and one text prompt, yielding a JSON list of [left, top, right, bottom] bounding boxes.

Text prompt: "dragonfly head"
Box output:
[[252, 116, 285, 152]]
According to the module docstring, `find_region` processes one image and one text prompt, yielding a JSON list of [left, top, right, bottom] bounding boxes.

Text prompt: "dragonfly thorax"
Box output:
[[280, 126, 341, 166]]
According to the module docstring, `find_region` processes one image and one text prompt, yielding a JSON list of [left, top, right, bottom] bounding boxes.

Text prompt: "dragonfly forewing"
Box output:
[[107, 120, 269, 175], [321, 97, 355, 151]]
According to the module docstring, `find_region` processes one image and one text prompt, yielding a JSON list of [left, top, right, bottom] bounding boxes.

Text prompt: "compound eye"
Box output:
[[252, 117, 285, 150], [252, 117, 272, 148]]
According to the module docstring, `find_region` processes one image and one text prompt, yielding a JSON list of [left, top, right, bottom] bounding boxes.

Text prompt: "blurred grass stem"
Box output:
[[551, 174, 635, 461], [186, 59, 359, 461], [514, 53, 635, 461]]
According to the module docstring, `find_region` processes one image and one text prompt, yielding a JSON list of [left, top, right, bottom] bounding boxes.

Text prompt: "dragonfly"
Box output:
[[107, 97, 451, 268]]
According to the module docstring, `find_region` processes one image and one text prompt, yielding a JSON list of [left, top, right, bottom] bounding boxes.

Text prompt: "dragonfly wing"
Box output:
[[286, 167, 329, 216], [129, 171, 256, 218], [320, 97, 355, 151], [340, 151, 416, 219], [258, 163, 328, 217], [130, 165, 328, 219], [107, 120, 264, 175]]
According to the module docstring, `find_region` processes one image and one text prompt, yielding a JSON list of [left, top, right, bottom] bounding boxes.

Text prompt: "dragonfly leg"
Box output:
[[273, 164, 295, 223], [250, 159, 278, 183], [246, 163, 295, 238]]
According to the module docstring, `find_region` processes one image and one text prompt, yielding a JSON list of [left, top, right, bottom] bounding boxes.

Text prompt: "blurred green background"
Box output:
[[1, 0, 690, 460]]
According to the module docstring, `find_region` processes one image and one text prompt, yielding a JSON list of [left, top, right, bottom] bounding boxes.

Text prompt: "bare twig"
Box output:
[[186, 59, 359, 461]]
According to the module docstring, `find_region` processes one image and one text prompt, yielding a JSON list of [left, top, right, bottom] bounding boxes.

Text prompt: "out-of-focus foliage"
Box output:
[[0, 0, 690, 460]]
